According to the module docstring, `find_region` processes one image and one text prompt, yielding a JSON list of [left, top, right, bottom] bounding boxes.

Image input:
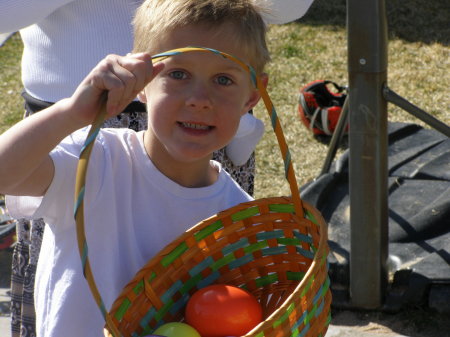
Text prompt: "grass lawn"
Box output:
[[0, 33, 23, 132]]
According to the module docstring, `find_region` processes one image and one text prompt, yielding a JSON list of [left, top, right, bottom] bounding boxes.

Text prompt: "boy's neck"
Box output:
[[142, 131, 218, 188]]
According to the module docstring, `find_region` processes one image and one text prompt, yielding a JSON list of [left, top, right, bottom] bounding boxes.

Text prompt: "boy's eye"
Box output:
[[169, 70, 187, 80], [216, 75, 233, 86]]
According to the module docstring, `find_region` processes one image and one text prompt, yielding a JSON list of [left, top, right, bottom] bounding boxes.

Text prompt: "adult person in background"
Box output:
[[0, 1, 313, 336]]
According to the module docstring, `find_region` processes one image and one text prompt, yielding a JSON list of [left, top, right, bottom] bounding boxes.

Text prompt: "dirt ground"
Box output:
[[328, 306, 450, 337]]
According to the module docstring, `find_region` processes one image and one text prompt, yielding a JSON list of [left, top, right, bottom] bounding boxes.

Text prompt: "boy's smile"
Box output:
[[179, 121, 212, 133], [140, 24, 261, 186]]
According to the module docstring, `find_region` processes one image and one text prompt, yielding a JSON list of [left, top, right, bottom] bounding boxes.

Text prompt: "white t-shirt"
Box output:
[[7, 128, 252, 337]]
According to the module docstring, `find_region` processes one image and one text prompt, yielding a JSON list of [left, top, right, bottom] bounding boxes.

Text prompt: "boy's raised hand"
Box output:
[[68, 53, 163, 126], [0, 52, 163, 197]]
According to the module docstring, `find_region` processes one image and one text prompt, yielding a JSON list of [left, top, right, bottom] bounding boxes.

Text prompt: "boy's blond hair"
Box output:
[[133, 0, 270, 73]]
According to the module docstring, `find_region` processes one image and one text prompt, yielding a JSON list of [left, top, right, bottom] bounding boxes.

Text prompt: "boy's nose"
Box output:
[[185, 81, 213, 110]]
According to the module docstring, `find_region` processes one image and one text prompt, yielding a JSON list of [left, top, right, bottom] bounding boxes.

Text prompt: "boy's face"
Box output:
[[140, 24, 261, 164]]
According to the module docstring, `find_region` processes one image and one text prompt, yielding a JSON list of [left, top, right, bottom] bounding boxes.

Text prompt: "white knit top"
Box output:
[[0, 0, 140, 102]]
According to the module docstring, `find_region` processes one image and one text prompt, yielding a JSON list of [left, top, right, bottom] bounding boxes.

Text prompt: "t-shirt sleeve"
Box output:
[[6, 128, 104, 228]]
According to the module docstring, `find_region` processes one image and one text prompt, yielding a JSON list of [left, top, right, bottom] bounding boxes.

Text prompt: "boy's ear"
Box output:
[[244, 73, 269, 112], [137, 90, 147, 103]]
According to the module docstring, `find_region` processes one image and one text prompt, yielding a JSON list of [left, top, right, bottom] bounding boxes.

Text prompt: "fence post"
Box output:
[[347, 0, 389, 308]]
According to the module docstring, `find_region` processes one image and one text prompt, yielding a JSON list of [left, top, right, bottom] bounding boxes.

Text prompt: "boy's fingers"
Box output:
[[101, 55, 140, 115], [117, 57, 150, 97], [99, 73, 126, 116], [108, 55, 164, 115], [119, 53, 162, 90], [127, 52, 151, 62], [96, 54, 164, 116], [150, 62, 165, 81]]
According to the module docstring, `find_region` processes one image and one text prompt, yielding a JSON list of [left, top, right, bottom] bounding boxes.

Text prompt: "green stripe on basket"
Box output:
[[194, 220, 223, 241], [269, 203, 294, 213], [133, 280, 144, 295], [255, 273, 278, 287], [301, 276, 314, 298], [304, 303, 317, 325], [154, 299, 174, 321], [211, 253, 235, 271], [305, 209, 318, 224], [273, 302, 295, 328], [231, 206, 260, 221], [114, 298, 131, 321], [148, 271, 157, 282], [287, 271, 306, 281], [179, 273, 203, 295], [161, 242, 188, 267], [244, 240, 268, 254], [277, 237, 302, 246]]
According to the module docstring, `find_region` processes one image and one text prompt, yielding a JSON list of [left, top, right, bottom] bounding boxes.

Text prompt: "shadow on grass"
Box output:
[[297, 0, 449, 45]]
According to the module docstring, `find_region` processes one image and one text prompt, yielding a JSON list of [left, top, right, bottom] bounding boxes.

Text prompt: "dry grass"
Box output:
[[253, 0, 449, 198], [0, 33, 23, 132]]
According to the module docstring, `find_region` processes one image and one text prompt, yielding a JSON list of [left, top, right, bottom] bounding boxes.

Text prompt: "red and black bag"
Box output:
[[298, 80, 347, 136]]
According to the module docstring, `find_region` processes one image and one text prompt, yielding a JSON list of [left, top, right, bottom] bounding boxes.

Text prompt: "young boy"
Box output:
[[0, 0, 270, 336]]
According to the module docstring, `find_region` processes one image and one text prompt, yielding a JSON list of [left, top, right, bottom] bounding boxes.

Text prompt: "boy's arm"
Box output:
[[0, 53, 161, 197]]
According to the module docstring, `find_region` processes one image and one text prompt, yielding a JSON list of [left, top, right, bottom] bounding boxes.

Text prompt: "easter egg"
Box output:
[[185, 284, 263, 337], [153, 322, 201, 337]]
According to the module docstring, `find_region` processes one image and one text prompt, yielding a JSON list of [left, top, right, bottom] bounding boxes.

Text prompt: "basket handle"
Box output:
[[74, 47, 305, 337]]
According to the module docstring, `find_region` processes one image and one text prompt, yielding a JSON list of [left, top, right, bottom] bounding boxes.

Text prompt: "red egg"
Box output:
[[185, 284, 263, 337]]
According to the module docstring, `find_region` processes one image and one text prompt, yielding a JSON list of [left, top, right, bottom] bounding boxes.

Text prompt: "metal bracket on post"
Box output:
[[347, 0, 389, 309], [383, 85, 450, 138]]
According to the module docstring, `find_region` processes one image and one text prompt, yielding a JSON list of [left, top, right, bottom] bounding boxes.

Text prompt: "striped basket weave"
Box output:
[[74, 47, 331, 337]]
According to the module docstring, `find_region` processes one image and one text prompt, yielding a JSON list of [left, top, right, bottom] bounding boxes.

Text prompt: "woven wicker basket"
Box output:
[[74, 47, 331, 337]]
